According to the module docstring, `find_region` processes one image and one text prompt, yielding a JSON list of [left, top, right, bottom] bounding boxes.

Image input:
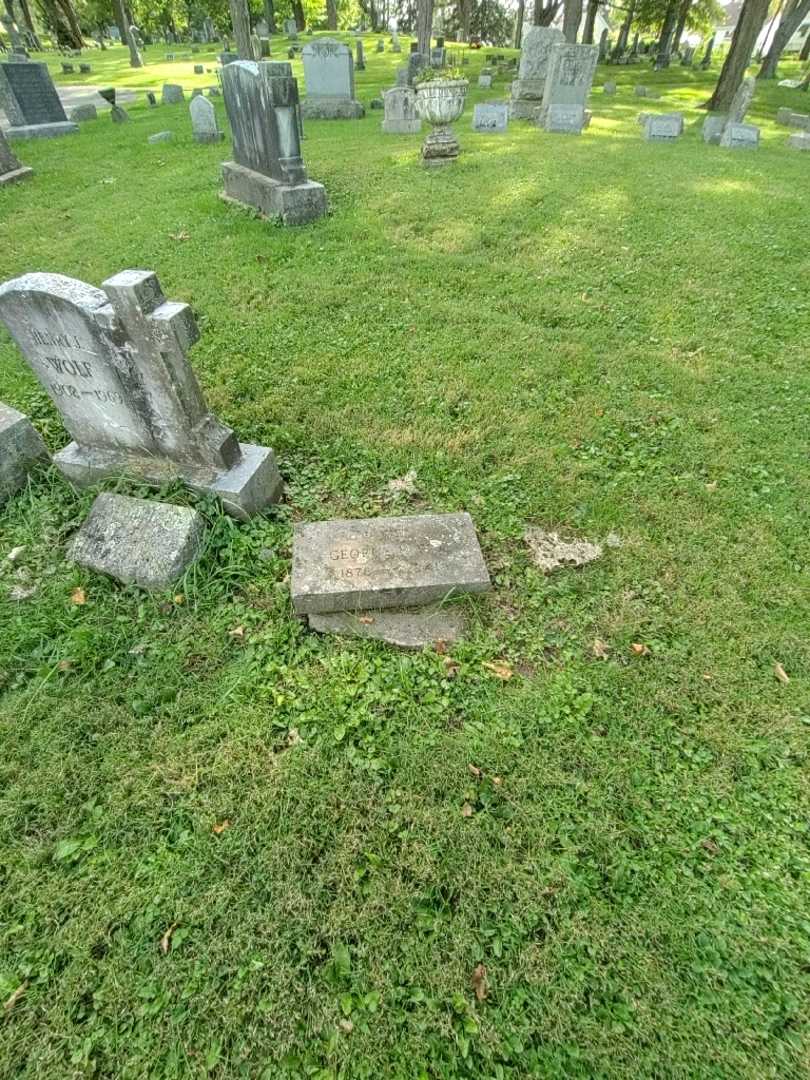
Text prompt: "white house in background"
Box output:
[[715, 0, 810, 52]]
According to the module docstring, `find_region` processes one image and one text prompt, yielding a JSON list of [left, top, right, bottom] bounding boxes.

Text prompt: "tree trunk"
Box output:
[[458, 0, 471, 41], [325, 0, 337, 29], [704, 0, 770, 110], [263, 0, 276, 34], [562, 0, 582, 41], [53, 0, 82, 47], [582, 0, 598, 43], [758, 0, 810, 77], [802, 29, 810, 58], [292, 0, 305, 30], [533, 0, 561, 27], [612, 0, 635, 57], [416, 0, 433, 53], [672, 0, 692, 54], [16, 0, 38, 41], [110, 0, 128, 48], [654, 0, 679, 68], [514, 0, 525, 46], [229, 0, 254, 56]]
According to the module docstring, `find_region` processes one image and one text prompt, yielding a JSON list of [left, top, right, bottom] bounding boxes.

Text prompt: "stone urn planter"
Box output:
[[415, 78, 469, 167]]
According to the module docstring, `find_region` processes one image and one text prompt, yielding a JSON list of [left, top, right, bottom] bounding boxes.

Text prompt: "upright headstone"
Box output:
[[301, 38, 364, 118], [355, 39, 366, 70], [391, 30, 402, 52], [0, 270, 283, 518], [538, 42, 598, 132], [376, 39, 385, 52], [190, 93, 224, 142], [719, 121, 760, 149], [700, 35, 714, 69], [146, 90, 157, 106], [284, 17, 298, 36], [472, 102, 508, 132], [162, 83, 185, 104], [0, 60, 78, 139], [643, 112, 683, 141], [407, 51, 428, 85], [0, 402, 47, 505], [478, 68, 492, 88], [603, 80, 616, 94], [787, 132, 810, 149], [260, 37, 271, 57], [509, 26, 564, 119], [598, 28, 609, 62], [703, 75, 755, 145], [0, 127, 33, 185], [382, 86, 421, 133], [221, 60, 327, 225], [250, 33, 261, 60]]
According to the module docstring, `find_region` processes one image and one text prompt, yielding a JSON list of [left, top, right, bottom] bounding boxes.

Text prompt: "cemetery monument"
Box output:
[[382, 86, 421, 133], [190, 94, 224, 142], [538, 42, 598, 134], [0, 127, 32, 185], [300, 38, 364, 119], [509, 26, 564, 120], [0, 60, 79, 139]]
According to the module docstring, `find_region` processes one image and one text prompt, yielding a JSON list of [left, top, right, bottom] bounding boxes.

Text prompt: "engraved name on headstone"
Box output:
[[0, 270, 283, 518]]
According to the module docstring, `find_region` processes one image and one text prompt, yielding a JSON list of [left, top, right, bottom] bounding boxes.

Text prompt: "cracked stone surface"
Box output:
[[524, 528, 603, 573]]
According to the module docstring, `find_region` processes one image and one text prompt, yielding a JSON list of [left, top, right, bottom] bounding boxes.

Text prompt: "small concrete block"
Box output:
[[200, 442, 283, 520], [788, 132, 810, 150], [0, 402, 48, 505], [291, 512, 491, 615], [68, 493, 204, 590], [719, 121, 759, 149], [644, 112, 683, 141], [309, 605, 467, 648], [148, 130, 173, 143]]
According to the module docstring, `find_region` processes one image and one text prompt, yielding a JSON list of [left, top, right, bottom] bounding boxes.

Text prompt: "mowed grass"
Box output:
[[1, 40, 810, 1079]]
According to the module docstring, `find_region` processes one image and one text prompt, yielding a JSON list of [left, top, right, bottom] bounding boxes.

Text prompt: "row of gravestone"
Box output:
[[0, 269, 491, 647]]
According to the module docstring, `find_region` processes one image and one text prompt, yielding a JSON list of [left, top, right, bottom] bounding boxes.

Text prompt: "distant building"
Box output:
[[715, 0, 810, 53]]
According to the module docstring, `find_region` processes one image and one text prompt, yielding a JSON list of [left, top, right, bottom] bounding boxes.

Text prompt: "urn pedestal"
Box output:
[[415, 78, 468, 167]]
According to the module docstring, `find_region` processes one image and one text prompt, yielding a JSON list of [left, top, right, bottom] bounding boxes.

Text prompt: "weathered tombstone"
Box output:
[[407, 51, 428, 85], [0, 270, 283, 518], [0, 402, 47, 505], [509, 26, 564, 119], [680, 45, 694, 66], [194, 63, 204, 74], [700, 35, 714, 69], [430, 46, 446, 67], [0, 60, 79, 139], [391, 30, 401, 53], [395, 66, 409, 86], [146, 90, 157, 106], [162, 83, 185, 104], [382, 86, 421, 133], [79, 63, 92, 74], [250, 33, 261, 60], [69, 493, 205, 589], [478, 69, 492, 88], [355, 39, 365, 70], [301, 38, 364, 118], [291, 512, 490, 616], [598, 28, 609, 61], [703, 75, 755, 145], [643, 112, 683, 141], [376, 39, 384, 52], [603, 80, 616, 94], [0, 127, 32, 184], [472, 102, 508, 132], [147, 130, 172, 143], [719, 122, 759, 149], [260, 37, 271, 57], [539, 43, 598, 131], [61, 62, 74, 73], [788, 132, 810, 149], [110, 104, 129, 123], [166, 53, 176, 61], [190, 94, 223, 142], [776, 107, 793, 125], [190, 88, 203, 98], [545, 103, 586, 134], [634, 84, 648, 96], [221, 60, 327, 225], [283, 17, 298, 36]]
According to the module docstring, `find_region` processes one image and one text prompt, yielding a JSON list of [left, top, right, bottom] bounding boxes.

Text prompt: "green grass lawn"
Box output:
[[1, 39, 809, 1079]]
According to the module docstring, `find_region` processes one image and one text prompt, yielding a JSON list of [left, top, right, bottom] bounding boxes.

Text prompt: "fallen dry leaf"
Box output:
[[159, 923, 178, 955], [482, 660, 514, 680], [71, 587, 87, 605], [169, 230, 190, 241], [358, 616, 375, 625], [339, 1019, 354, 1034], [286, 727, 302, 747], [492, 776, 503, 786], [630, 643, 650, 656], [3, 982, 27, 1013], [434, 639, 449, 655], [705, 481, 718, 493], [228, 625, 246, 640], [461, 802, 474, 818], [701, 838, 719, 855], [774, 662, 789, 685], [468, 764, 483, 780], [57, 659, 74, 673], [472, 963, 488, 1002], [443, 656, 460, 678], [387, 469, 418, 495], [592, 639, 609, 660], [212, 820, 231, 835], [173, 594, 185, 606]]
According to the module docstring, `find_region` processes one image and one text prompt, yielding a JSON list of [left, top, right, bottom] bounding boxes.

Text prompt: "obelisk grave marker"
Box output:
[[0, 270, 283, 518]]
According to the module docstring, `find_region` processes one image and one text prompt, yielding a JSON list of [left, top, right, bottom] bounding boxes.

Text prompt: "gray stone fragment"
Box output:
[[148, 130, 173, 143], [603, 80, 616, 94], [110, 104, 129, 123], [0, 401, 48, 505], [0, 127, 32, 184], [309, 605, 467, 648], [194, 64, 204, 74], [291, 512, 491, 615], [702, 112, 727, 144], [524, 528, 602, 572], [69, 104, 97, 121], [68, 493, 204, 589]]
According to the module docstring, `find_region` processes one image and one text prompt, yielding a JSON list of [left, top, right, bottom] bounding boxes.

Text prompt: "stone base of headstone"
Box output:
[[7, 122, 78, 140], [68, 493, 205, 590], [644, 112, 683, 141], [509, 82, 544, 119], [56, 439, 282, 521], [702, 113, 727, 144], [383, 116, 421, 134], [291, 512, 490, 615], [194, 129, 224, 143], [478, 74, 492, 88], [788, 132, 810, 150], [221, 160, 328, 226], [309, 605, 467, 649], [421, 126, 460, 166], [0, 163, 33, 185], [719, 122, 759, 149], [0, 402, 48, 505], [543, 104, 586, 135], [300, 97, 365, 120], [472, 102, 508, 132]]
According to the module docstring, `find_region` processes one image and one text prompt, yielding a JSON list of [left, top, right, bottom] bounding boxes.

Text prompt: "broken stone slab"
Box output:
[[524, 528, 603, 572], [68, 493, 204, 589], [148, 130, 173, 143], [291, 512, 491, 615], [308, 605, 467, 648], [0, 401, 48, 505]]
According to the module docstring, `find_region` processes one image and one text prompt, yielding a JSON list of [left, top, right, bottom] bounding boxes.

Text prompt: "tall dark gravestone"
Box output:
[[0, 128, 33, 184], [220, 60, 327, 226], [0, 60, 79, 139]]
